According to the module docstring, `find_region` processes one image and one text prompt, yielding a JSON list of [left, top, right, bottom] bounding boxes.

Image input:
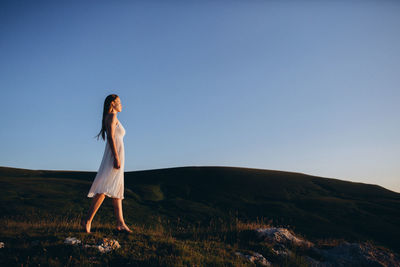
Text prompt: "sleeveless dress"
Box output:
[[88, 120, 126, 199]]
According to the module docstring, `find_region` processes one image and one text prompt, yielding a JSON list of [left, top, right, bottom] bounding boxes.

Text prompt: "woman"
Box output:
[[81, 94, 132, 233]]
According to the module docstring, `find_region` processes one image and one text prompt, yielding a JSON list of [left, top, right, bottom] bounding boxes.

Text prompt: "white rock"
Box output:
[[272, 247, 290, 256], [65, 237, 120, 253], [64, 237, 81, 245], [235, 251, 271, 266], [96, 238, 120, 253], [255, 227, 313, 247]]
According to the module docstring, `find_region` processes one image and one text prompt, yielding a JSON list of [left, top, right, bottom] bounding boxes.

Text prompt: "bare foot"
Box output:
[[116, 223, 132, 233], [81, 219, 91, 233]]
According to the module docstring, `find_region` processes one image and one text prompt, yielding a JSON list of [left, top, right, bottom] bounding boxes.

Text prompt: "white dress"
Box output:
[[88, 120, 126, 199]]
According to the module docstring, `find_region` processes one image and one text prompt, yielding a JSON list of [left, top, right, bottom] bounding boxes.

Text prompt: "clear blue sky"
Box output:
[[1, 0, 399, 192]]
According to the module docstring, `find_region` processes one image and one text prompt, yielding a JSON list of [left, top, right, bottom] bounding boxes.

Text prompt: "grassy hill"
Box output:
[[0, 165, 399, 265]]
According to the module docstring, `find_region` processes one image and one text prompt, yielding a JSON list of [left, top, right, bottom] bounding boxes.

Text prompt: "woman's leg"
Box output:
[[82, 193, 106, 233], [112, 198, 132, 232]]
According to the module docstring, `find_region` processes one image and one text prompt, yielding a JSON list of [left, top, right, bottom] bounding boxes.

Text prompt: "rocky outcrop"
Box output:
[[255, 227, 313, 248], [311, 242, 400, 267], [243, 227, 400, 267], [64, 237, 120, 253]]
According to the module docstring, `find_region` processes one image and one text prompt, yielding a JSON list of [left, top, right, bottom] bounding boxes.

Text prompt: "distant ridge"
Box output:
[[0, 164, 395, 193]]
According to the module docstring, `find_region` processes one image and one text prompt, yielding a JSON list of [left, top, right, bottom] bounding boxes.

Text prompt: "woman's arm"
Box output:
[[106, 114, 121, 169]]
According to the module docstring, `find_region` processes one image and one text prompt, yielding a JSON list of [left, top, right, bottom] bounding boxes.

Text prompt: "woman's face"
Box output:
[[111, 97, 122, 113]]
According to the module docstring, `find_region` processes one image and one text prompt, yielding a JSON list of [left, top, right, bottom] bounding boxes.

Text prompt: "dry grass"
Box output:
[[0, 214, 311, 266]]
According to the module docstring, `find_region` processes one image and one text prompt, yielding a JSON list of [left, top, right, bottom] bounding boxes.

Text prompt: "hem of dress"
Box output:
[[88, 192, 124, 200]]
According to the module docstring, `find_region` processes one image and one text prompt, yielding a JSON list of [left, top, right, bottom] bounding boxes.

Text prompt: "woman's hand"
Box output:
[[113, 157, 121, 169]]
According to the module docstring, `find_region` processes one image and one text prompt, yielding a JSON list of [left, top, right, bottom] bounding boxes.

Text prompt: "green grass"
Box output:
[[0, 165, 399, 265], [0, 212, 313, 266]]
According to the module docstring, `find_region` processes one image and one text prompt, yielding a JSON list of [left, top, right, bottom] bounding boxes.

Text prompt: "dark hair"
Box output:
[[95, 94, 119, 141]]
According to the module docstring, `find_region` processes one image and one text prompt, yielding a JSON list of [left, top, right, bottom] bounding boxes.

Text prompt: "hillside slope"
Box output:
[[1, 165, 399, 252]]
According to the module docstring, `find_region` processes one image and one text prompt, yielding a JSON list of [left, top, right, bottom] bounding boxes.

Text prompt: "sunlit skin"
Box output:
[[81, 97, 132, 233]]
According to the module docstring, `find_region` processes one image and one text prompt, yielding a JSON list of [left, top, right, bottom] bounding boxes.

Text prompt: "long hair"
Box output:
[[95, 94, 119, 141]]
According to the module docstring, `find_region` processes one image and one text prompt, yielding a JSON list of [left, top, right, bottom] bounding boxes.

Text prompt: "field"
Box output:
[[1, 166, 399, 266]]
